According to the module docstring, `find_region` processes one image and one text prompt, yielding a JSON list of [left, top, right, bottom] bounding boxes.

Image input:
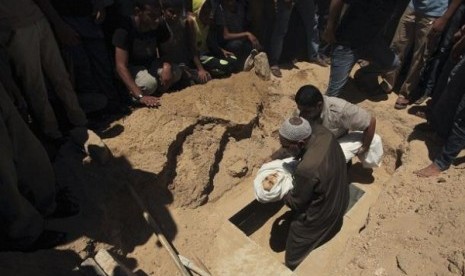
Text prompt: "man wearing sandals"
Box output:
[[415, 24, 465, 177], [381, 0, 462, 110], [268, 0, 328, 78]]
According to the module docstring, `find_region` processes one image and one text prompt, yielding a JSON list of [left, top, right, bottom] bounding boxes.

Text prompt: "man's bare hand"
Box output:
[[197, 69, 211, 83], [431, 17, 447, 33], [139, 96, 161, 107], [356, 146, 368, 157]]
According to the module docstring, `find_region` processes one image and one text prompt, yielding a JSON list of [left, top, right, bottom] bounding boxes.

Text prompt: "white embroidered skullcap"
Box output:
[[279, 117, 312, 141]]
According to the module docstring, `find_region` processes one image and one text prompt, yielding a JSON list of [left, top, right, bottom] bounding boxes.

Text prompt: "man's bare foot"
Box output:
[[414, 163, 442, 177]]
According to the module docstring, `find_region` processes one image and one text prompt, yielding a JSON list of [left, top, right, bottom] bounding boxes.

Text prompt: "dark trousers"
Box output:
[[7, 18, 87, 139], [0, 49, 22, 105], [434, 104, 465, 171], [269, 0, 316, 66], [64, 38, 119, 102], [429, 56, 465, 139], [0, 84, 56, 247], [411, 4, 465, 102]]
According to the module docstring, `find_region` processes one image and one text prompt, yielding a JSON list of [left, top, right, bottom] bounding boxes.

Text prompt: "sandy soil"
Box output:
[[1, 62, 464, 276]]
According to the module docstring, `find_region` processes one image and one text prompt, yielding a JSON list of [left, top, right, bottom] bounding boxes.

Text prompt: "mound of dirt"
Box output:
[[1, 62, 464, 276]]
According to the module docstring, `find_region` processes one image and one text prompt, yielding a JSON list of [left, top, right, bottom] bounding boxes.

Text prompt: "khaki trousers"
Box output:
[[0, 84, 56, 247], [384, 7, 441, 98], [7, 18, 87, 139]]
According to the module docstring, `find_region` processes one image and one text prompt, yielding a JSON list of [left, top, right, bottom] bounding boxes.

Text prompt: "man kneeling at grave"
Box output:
[[278, 116, 349, 269], [296, 85, 383, 168]]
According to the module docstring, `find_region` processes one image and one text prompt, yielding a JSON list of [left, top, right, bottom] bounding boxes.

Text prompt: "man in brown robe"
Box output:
[[279, 116, 349, 269]]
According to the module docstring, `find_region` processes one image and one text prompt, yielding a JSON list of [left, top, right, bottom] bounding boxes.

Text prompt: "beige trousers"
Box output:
[[384, 7, 441, 98]]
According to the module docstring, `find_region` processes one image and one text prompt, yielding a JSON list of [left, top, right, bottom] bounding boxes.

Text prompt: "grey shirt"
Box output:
[[321, 96, 372, 138]]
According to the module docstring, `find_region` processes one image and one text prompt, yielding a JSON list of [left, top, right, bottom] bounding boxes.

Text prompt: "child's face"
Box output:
[[262, 172, 279, 191]]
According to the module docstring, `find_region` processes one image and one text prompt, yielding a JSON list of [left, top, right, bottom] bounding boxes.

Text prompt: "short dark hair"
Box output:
[[134, 0, 160, 9], [295, 85, 323, 108]]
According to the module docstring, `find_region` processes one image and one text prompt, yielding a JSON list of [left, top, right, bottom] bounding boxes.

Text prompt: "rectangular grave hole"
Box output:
[[229, 184, 365, 268]]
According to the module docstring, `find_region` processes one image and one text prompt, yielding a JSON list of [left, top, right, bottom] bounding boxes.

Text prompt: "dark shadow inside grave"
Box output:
[[229, 184, 365, 261]]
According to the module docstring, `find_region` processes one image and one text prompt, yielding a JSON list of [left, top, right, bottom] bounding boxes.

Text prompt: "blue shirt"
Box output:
[[409, 0, 449, 17]]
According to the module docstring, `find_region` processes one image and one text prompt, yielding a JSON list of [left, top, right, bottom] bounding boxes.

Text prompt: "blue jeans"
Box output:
[[269, 0, 316, 66], [326, 41, 399, 97], [434, 93, 465, 170]]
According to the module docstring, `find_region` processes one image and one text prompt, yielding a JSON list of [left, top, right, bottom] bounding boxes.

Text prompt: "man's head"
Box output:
[[134, 0, 163, 30], [279, 117, 312, 157], [162, 0, 184, 23], [295, 85, 324, 122]]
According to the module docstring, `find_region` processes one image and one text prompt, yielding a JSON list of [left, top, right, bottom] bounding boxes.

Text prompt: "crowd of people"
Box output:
[[1, 0, 465, 272]]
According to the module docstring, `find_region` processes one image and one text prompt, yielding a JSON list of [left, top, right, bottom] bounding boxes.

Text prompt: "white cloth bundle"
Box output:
[[338, 132, 383, 168], [254, 157, 297, 203], [135, 70, 158, 95]]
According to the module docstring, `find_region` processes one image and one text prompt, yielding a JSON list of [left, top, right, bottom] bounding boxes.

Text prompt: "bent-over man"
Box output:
[[279, 116, 349, 269], [296, 85, 383, 167]]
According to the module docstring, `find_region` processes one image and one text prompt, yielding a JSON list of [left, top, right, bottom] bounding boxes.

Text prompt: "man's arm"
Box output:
[[114, 47, 160, 107], [114, 47, 141, 97], [284, 173, 317, 214], [32, 0, 80, 45], [431, 0, 463, 34], [359, 116, 376, 156], [323, 0, 344, 44], [223, 27, 261, 49]]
